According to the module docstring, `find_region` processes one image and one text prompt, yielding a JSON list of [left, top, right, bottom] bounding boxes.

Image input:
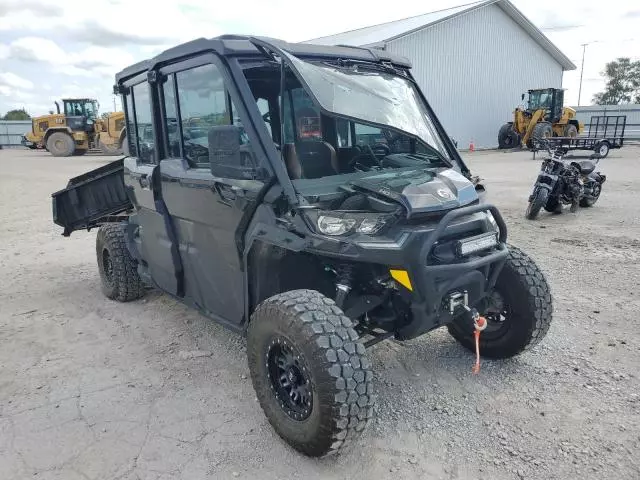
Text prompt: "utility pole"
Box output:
[[577, 43, 587, 106], [113, 95, 117, 112]]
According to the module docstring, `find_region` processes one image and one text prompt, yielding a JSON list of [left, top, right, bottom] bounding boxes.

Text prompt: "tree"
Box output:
[[2, 108, 31, 120], [592, 57, 640, 105]]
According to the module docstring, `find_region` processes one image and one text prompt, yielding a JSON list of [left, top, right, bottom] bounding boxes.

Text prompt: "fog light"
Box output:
[[456, 232, 498, 257]]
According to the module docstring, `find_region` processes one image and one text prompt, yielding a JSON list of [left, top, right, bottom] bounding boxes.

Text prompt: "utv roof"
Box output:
[[115, 35, 412, 84]]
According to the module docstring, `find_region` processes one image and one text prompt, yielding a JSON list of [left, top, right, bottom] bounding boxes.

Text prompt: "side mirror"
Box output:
[[521, 93, 525, 101], [207, 125, 256, 179]]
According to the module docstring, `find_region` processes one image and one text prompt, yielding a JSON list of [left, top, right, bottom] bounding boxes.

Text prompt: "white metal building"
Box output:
[[304, 0, 576, 149]]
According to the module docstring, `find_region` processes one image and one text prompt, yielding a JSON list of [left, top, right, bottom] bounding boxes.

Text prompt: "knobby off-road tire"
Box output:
[[448, 245, 553, 358], [247, 289, 374, 457], [525, 188, 549, 220], [46, 132, 75, 157], [96, 223, 144, 302]]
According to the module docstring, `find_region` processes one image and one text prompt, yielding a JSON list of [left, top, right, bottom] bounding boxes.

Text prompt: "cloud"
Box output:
[[624, 10, 640, 18], [66, 20, 171, 47], [0, 72, 34, 90], [0, 0, 63, 17], [6, 37, 135, 79]]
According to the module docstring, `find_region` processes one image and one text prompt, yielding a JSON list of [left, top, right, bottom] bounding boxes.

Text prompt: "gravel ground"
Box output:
[[1, 146, 639, 480]]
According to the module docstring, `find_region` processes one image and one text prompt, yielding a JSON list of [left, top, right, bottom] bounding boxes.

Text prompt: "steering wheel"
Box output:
[[371, 143, 390, 157], [348, 144, 387, 172]]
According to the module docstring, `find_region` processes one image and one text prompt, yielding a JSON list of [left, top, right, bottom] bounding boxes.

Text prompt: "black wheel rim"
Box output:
[[481, 290, 512, 339], [102, 248, 114, 287], [266, 337, 313, 421]]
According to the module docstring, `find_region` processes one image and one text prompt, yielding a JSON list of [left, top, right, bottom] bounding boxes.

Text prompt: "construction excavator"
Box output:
[[498, 88, 584, 150], [22, 98, 126, 157]]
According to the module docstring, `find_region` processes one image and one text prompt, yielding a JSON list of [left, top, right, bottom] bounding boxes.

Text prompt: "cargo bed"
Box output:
[[52, 159, 133, 236]]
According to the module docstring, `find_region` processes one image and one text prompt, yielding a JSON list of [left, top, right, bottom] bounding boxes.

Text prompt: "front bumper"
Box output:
[[398, 203, 508, 340]]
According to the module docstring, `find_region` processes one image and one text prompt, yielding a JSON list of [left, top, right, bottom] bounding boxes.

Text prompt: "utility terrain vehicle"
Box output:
[[51, 36, 553, 457]]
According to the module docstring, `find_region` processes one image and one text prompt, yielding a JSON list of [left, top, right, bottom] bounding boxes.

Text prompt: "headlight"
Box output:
[[315, 211, 393, 236], [317, 216, 357, 236]]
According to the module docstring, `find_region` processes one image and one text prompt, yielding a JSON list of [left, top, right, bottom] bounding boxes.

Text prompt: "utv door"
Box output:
[[156, 55, 267, 325], [122, 80, 180, 296]]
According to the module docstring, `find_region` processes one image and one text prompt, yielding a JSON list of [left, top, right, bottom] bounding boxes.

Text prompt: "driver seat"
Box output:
[[284, 141, 338, 179]]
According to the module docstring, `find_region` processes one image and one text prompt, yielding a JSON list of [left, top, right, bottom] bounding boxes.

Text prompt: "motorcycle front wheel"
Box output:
[[525, 188, 549, 220]]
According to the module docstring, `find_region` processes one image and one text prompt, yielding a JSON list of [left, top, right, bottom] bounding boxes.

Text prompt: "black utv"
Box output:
[[51, 35, 553, 457]]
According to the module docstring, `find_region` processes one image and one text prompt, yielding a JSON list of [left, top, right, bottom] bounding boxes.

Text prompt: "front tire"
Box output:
[[498, 123, 520, 149], [247, 290, 374, 457], [46, 132, 75, 157], [525, 188, 549, 220], [448, 245, 553, 358], [96, 223, 144, 302]]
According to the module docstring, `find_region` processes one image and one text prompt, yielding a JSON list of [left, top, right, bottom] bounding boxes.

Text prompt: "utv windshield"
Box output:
[[283, 52, 446, 156], [242, 54, 453, 182]]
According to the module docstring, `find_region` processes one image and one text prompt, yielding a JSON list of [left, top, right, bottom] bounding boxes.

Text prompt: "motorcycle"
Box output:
[[525, 140, 606, 220]]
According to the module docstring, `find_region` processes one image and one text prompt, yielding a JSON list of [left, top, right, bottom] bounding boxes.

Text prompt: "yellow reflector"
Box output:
[[390, 269, 413, 291]]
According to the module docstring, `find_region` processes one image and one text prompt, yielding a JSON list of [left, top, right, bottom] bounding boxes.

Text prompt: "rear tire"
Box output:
[[498, 123, 520, 149], [46, 132, 75, 157], [525, 188, 548, 220], [580, 183, 602, 207], [447, 245, 553, 358], [96, 223, 144, 302], [247, 290, 374, 457]]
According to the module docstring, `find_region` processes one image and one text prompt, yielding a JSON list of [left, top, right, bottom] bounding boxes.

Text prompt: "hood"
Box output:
[[350, 168, 478, 217]]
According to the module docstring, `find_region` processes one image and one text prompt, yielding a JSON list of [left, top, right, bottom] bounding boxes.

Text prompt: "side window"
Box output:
[[132, 82, 155, 163], [124, 93, 137, 157], [175, 63, 230, 168], [162, 75, 181, 158]]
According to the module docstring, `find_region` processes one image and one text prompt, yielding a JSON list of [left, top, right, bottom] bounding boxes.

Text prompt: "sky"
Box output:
[[0, 0, 639, 117]]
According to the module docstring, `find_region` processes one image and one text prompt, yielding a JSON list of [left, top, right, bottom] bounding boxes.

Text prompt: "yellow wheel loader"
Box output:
[[498, 88, 584, 150], [22, 98, 126, 157]]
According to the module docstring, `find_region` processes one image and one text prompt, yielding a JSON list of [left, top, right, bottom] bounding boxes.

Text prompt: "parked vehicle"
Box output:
[[526, 140, 606, 219], [22, 98, 126, 156], [51, 35, 553, 457], [498, 88, 583, 149]]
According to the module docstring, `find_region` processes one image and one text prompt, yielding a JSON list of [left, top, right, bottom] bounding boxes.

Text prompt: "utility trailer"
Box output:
[[532, 115, 626, 159], [52, 159, 132, 236]]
